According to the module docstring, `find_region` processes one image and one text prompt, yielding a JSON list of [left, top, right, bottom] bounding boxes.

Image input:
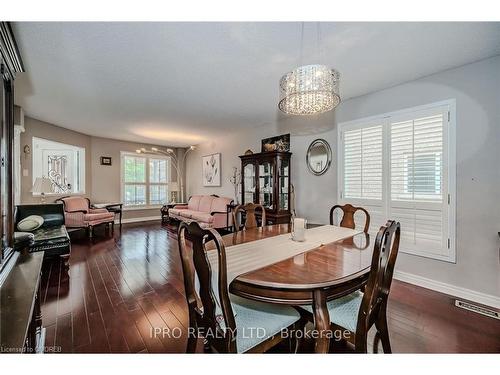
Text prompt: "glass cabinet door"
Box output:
[[258, 161, 274, 210], [278, 158, 289, 211], [243, 162, 256, 205]]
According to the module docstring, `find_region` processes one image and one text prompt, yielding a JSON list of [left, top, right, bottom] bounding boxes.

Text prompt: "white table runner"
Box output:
[[206, 225, 361, 285]]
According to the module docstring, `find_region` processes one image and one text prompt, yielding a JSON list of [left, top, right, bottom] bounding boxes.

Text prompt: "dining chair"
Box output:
[[330, 204, 370, 233], [177, 221, 303, 353], [232, 203, 266, 232], [301, 220, 401, 353]]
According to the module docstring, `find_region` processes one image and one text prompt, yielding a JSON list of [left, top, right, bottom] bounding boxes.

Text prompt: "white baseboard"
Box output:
[[117, 216, 161, 224], [394, 270, 500, 309]]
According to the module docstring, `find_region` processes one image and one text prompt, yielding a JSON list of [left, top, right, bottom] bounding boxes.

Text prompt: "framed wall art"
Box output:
[[202, 153, 221, 186]]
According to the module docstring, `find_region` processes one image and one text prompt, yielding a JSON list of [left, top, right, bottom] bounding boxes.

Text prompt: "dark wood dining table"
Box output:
[[217, 224, 372, 353]]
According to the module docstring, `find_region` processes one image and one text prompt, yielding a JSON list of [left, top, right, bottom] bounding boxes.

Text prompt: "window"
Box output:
[[149, 158, 168, 205], [122, 153, 170, 207], [123, 155, 146, 206], [391, 114, 443, 201], [405, 154, 441, 195], [342, 124, 383, 200], [32, 137, 85, 195], [338, 101, 456, 262]]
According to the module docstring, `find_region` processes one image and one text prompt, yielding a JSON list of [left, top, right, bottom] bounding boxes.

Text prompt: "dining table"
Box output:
[[207, 223, 373, 353]]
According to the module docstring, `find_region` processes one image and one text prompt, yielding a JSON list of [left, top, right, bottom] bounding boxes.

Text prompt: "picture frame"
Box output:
[[100, 156, 112, 166], [261, 133, 290, 152], [202, 153, 221, 186]]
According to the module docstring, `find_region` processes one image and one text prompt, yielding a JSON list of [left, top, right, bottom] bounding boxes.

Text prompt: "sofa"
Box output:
[[14, 203, 71, 261], [56, 196, 115, 238], [168, 195, 234, 230]]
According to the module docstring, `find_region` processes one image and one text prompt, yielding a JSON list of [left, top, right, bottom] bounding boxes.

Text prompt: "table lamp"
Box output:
[[31, 177, 53, 203], [169, 182, 179, 203]]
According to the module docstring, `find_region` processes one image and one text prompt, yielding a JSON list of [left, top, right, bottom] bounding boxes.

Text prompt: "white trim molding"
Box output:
[[394, 270, 500, 309], [117, 215, 161, 225]]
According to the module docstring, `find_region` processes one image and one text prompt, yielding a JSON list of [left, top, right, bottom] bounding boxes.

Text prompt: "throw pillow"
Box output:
[[17, 215, 45, 232]]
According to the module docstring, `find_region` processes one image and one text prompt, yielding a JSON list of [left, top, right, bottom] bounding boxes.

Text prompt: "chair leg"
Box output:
[[354, 332, 368, 353], [293, 317, 307, 353], [375, 309, 392, 353], [60, 254, 70, 268], [373, 332, 381, 353], [203, 338, 212, 353], [186, 332, 198, 353]]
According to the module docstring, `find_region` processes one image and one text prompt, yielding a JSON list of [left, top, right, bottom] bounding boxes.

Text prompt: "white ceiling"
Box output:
[[13, 22, 500, 147]]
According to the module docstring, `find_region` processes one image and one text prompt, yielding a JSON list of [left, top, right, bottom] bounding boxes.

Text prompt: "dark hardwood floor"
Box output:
[[39, 222, 500, 353]]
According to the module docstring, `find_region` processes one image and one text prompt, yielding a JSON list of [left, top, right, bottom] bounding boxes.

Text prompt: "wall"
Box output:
[[20, 116, 181, 220], [186, 55, 500, 300]]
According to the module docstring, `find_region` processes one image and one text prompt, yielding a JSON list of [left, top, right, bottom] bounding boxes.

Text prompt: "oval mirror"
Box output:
[[306, 139, 332, 176]]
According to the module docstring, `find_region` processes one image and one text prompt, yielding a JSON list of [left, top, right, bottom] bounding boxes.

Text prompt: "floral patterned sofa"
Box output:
[[168, 195, 233, 230]]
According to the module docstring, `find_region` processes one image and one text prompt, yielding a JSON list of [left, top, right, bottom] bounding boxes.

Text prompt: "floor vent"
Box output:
[[455, 300, 500, 320]]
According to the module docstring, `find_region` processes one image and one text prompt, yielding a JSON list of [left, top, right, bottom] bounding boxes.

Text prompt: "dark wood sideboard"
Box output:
[[0, 22, 44, 354], [0, 251, 45, 353]]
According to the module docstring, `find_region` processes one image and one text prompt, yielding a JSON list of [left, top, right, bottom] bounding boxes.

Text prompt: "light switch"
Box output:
[[23, 169, 29, 177]]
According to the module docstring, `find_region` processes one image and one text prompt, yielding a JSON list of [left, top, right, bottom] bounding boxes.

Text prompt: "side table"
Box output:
[[92, 202, 123, 227]]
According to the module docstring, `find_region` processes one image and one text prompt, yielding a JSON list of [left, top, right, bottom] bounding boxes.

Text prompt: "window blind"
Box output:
[[122, 154, 170, 207], [338, 102, 454, 262], [389, 112, 448, 259], [390, 114, 443, 202], [343, 124, 383, 200]]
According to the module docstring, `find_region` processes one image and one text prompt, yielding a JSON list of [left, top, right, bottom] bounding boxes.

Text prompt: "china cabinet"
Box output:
[[239, 151, 291, 224]]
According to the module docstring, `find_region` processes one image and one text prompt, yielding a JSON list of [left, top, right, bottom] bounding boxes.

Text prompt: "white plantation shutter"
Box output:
[[121, 152, 171, 207], [390, 114, 443, 202], [339, 102, 455, 262], [340, 124, 385, 235], [343, 125, 383, 200], [389, 108, 449, 260]]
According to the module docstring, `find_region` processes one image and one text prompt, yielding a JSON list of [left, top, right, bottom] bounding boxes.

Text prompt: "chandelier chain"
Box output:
[[278, 22, 340, 116]]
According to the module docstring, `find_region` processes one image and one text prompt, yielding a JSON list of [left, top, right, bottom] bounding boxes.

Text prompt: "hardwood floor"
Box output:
[[39, 222, 500, 353]]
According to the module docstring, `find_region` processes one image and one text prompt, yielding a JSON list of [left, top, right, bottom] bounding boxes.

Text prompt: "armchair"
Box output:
[[56, 196, 115, 238]]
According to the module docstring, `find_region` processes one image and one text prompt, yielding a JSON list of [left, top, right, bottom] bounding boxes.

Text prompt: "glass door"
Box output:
[[243, 162, 256, 205], [278, 157, 289, 211], [258, 160, 274, 210]]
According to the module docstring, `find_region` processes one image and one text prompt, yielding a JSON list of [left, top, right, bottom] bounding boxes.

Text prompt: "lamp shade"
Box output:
[[31, 177, 53, 194], [169, 182, 179, 192]]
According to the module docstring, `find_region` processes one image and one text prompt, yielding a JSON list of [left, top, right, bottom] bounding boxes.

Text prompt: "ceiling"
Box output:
[[12, 22, 500, 147]]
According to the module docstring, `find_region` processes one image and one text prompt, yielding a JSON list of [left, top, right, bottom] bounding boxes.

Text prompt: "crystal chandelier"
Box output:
[[279, 64, 340, 115], [278, 23, 341, 115]]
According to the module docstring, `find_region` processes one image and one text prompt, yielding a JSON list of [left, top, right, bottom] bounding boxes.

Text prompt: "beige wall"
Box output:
[[20, 116, 181, 220]]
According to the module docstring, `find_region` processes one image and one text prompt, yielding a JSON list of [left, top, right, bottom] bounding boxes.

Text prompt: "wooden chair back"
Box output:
[[356, 220, 400, 338], [177, 221, 237, 353], [232, 203, 266, 232], [329, 204, 370, 233]]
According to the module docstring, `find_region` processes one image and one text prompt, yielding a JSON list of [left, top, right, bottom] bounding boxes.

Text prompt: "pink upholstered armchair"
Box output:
[[57, 196, 115, 238]]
